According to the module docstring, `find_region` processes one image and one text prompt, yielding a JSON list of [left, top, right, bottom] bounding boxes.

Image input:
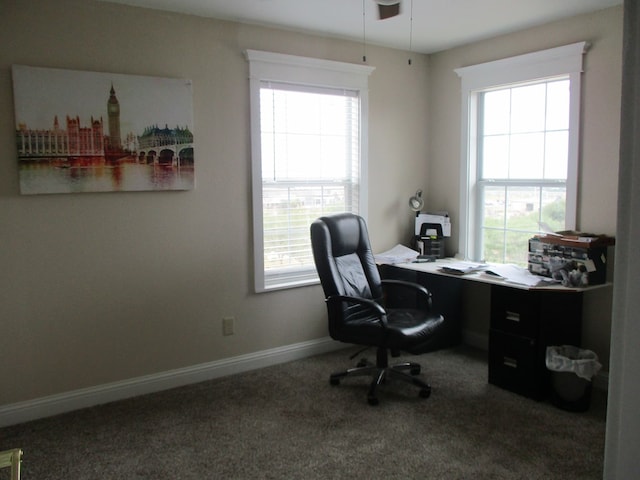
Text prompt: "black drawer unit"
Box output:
[[490, 287, 540, 338], [489, 329, 541, 399], [488, 285, 583, 400]]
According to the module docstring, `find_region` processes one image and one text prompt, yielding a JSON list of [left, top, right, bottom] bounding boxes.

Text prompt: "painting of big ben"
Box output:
[[11, 65, 195, 194]]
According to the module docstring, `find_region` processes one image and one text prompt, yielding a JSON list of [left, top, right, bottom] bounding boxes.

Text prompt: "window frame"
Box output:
[[246, 50, 375, 292], [454, 42, 588, 262]]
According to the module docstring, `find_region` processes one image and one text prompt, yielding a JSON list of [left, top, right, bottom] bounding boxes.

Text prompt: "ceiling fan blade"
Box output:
[[376, 1, 401, 20]]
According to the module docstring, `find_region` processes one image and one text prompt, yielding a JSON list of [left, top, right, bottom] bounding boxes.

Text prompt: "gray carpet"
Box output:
[[0, 346, 606, 479]]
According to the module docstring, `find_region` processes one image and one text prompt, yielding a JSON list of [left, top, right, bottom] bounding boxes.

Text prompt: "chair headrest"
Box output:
[[318, 213, 366, 257]]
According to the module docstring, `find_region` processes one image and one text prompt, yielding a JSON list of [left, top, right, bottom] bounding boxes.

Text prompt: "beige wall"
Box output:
[[427, 6, 623, 368], [0, 0, 430, 405], [0, 1, 622, 408]]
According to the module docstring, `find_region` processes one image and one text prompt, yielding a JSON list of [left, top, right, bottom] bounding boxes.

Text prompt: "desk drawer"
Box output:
[[490, 286, 540, 338], [488, 329, 547, 400]]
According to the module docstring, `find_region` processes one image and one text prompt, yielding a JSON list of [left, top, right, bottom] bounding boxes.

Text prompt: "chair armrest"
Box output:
[[381, 279, 433, 309], [326, 294, 388, 328]]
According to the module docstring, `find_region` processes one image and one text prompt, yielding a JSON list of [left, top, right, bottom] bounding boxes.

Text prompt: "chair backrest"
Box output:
[[310, 213, 383, 302]]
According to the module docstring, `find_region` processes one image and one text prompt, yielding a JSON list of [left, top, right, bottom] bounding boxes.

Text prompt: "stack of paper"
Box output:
[[439, 261, 488, 275], [483, 263, 558, 287], [374, 244, 419, 264]]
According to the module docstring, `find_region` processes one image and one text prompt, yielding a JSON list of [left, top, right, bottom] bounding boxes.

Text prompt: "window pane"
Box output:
[[505, 186, 540, 231], [482, 228, 505, 263], [482, 185, 506, 229], [544, 131, 568, 179], [483, 90, 510, 135], [480, 185, 567, 264], [482, 185, 506, 262], [540, 187, 566, 231], [509, 133, 544, 178], [511, 84, 546, 133], [482, 135, 509, 179], [504, 231, 532, 266], [483, 227, 533, 266], [546, 80, 570, 131], [261, 132, 275, 180]]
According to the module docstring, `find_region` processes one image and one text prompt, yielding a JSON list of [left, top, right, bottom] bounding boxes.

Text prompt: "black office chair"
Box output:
[[310, 213, 445, 405]]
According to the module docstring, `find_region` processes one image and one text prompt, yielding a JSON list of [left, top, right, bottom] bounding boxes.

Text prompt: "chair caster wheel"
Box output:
[[419, 388, 431, 399], [410, 367, 421, 375], [330, 377, 340, 386], [367, 396, 379, 406]]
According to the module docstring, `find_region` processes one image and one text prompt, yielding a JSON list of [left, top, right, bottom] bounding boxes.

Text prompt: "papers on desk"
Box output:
[[481, 263, 559, 287], [438, 261, 559, 287], [375, 244, 419, 264], [439, 261, 488, 275]]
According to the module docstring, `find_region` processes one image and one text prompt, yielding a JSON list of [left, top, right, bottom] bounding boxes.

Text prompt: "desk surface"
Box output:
[[389, 258, 610, 292]]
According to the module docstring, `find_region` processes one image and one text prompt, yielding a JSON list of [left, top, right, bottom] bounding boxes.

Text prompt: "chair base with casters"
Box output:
[[0, 449, 22, 480], [329, 346, 431, 406]]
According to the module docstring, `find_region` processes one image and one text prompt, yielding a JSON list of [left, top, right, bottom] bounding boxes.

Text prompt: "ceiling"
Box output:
[[99, 0, 622, 54]]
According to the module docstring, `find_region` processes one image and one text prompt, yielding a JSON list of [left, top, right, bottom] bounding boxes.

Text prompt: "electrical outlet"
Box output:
[[222, 316, 235, 336]]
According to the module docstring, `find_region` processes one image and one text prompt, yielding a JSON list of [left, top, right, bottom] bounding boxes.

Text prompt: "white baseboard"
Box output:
[[0, 337, 346, 428], [1, 334, 609, 428]]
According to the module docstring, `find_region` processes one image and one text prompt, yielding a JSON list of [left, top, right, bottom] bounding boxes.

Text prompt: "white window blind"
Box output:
[[260, 82, 360, 286], [246, 50, 374, 292]]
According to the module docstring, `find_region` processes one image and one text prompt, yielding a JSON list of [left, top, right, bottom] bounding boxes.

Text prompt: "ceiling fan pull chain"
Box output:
[[408, 0, 413, 65], [362, 0, 367, 62]]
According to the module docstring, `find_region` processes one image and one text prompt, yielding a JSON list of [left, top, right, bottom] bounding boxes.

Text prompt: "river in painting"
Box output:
[[18, 156, 195, 195]]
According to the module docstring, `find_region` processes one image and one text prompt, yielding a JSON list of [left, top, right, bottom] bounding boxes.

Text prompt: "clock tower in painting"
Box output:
[[107, 84, 121, 149]]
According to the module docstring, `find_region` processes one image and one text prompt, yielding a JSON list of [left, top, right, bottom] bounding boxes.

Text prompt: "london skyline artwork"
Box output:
[[12, 65, 195, 194]]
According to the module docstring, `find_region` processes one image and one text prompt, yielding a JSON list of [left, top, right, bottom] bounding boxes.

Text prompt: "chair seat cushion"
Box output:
[[335, 309, 445, 354], [386, 309, 445, 353]]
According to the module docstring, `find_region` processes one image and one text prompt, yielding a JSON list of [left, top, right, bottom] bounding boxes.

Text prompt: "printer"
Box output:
[[414, 213, 450, 258]]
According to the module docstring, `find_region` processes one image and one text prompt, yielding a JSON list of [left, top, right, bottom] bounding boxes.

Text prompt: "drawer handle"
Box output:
[[503, 356, 518, 368], [505, 311, 520, 322]]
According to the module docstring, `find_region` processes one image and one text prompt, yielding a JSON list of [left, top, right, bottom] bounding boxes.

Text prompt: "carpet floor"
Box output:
[[0, 345, 606, 479]]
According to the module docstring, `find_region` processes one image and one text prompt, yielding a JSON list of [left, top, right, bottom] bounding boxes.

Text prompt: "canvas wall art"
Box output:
[[12, 65, 195, 194]]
